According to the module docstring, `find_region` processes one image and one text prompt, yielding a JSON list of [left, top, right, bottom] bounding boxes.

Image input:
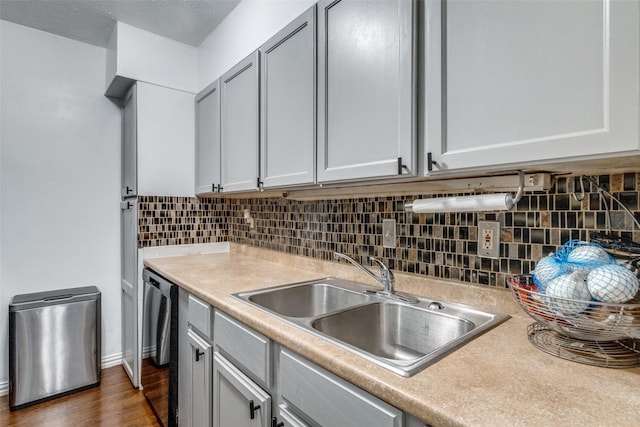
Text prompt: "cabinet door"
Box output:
[[260, 6, 316, 188], [120, 199, 139, 387], [195, 80, 221, 195], [188, 329, 213, 427], [136, 82, 195, 196], [121, 84, 137, 197], [213, 353, 271, 427], [221, 51, 260, 193], [317, 0, 416, 183], [423, 0, 640, 173], [178, 289, 192, 427]]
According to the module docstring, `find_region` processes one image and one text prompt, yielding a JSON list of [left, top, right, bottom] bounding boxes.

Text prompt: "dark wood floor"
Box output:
[[0, 365, 160, 427]]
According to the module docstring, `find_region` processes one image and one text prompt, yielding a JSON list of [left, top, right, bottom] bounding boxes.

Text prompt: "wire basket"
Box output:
[[509, 275, 640, 342], [526, 323, 640, 369]]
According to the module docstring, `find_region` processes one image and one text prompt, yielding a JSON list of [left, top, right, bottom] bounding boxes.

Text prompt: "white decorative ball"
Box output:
[[545, 273, 592, 314], [566, 245, 612, 276], [587, 264, 640, 303], [532, 256, 563, 291]]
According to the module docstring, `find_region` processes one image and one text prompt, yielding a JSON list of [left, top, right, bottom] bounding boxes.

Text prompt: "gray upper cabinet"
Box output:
[[259, 6, 316, 189], [317, 0, 416, 183], [195, 80, 221, 195], [121, 85, 137, 197], [221, 51, 260, 193], [423, 0, 640, 174]]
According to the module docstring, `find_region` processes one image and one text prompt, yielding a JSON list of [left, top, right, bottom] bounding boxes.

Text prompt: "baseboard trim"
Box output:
[[101, 353, 123, 369], [0, 353, 123, 396]]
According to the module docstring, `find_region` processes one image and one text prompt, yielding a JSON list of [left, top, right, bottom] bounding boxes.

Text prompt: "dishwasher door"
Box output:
[[142, 268, 178, 427], [9, 286, 101, 410]]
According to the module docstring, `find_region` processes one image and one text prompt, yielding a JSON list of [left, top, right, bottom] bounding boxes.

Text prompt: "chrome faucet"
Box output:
[[334, 252, 395, 294], [334, 253, 418, 303]]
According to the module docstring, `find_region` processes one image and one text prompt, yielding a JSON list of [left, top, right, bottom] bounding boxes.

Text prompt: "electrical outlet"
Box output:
[[382, 219, 396, 248], [478, 221, 500, 258]]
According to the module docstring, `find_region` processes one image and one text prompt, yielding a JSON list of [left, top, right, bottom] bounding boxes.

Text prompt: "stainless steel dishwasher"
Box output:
[[142, 268, 178, 427], [9, 286, 101, 410]]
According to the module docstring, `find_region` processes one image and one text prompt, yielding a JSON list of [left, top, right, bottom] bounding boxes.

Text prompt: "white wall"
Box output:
[[197, 0, 316, 92], [110, 22, 199, 94], [0, 21, 122, 388]]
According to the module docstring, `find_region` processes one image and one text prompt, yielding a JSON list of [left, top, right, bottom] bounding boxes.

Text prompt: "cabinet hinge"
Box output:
[[397, 157, 409, 175]]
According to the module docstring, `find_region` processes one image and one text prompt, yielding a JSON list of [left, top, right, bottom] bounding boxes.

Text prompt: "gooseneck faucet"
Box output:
[[333, 252, 395, 294]]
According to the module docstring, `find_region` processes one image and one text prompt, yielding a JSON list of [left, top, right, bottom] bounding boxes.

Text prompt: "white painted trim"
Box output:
[[101, 353, 124, 369]]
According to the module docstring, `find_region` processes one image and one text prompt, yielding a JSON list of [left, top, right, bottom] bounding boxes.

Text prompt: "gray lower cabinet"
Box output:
[[213, 311, 273, 427], [279, 348, 403, 427], [186, 309, 425, 427], [220, 51, 260, 193], [187, 329, 213, 427], [259, 6, 316, 189], [317, 0, 416, 183], [179, 290, 214, 427], [195, 79, 222, 195], [212, 352, 272, 427]]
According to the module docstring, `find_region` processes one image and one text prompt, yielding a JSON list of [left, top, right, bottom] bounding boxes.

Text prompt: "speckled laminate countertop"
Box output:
[[144, 244, 640, 427]]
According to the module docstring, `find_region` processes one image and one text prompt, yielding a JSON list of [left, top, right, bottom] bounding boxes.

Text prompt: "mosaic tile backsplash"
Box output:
[[139, 173, 640, 288]]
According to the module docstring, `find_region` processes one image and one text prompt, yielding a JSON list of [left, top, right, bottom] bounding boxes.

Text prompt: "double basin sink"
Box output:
[[234, 278, 509, 377]]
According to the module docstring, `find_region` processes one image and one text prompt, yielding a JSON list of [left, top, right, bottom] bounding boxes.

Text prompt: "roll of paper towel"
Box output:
[[407, 193, 513, 213]]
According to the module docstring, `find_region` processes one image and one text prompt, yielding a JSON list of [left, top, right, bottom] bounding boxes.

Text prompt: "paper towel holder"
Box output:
[[405, 171, 525, 213]]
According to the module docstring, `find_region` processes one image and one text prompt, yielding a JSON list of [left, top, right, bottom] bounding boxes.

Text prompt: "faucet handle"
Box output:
[[369, 257, 394, 286]]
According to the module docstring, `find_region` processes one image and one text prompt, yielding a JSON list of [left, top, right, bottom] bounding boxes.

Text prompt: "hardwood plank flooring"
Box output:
[[0, 365, 160, 427], [141, 357, 169, 425]]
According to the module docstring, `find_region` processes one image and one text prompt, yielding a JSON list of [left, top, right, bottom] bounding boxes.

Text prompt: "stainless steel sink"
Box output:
[[246, 278, 373, 318], [234, 278, 509, 377], [312, 302, 476, 361]]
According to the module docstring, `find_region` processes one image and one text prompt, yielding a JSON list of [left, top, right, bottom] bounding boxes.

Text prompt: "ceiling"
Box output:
[[0, 0, 241, 47]]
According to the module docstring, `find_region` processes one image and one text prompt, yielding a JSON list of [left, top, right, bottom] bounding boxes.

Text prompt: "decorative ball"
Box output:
[[545, 273, 592, 314], [566, 245, 613, 276], [532, 256, 563, 291], [587, 264, 640, 303]]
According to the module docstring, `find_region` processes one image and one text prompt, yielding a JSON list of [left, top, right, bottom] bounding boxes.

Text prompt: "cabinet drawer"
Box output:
[[280, 348, 402, 427], [214, 311, 271, 387], [188, 294, 212, 340]]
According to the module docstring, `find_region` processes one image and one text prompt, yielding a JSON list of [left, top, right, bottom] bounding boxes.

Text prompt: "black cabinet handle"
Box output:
[[427, 152, 437, 172], [126, 186, 133, 194], [397, 157, 409, 175], [249, 400, 261, 420], [271, 417, 284, 427], [212, 183, 218, 192], [195, 349, 205, 362]]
